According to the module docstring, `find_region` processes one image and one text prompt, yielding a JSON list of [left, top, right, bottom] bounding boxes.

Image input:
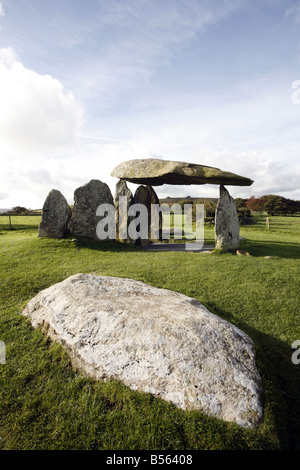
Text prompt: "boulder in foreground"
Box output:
[[21, 273, 263, 428]]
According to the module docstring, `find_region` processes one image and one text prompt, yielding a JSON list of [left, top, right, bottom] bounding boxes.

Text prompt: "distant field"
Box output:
[[0, 214, 299, 450], [0, 214, 41, 231]]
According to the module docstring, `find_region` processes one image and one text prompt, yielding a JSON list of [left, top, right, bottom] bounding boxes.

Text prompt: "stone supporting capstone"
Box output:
[[114, 179, 134, 243], [132, 185, 152, 246], [130, 184, 163, 246], [146, 185, 163, 242], [215, 185, 240, 252]]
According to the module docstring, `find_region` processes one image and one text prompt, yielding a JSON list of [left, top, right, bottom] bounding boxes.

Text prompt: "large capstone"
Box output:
[[21, 273, 264, 429], [38, 189, 71, 239], [69, 180, 114, 240], [111, 158, 254, 187], [215, 185, 240, 252]]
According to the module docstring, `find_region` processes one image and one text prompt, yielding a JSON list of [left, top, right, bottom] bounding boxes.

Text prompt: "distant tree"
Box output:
[[204, 200, 217, 218], [262, 195, 285, 216], [245, 195, 299, 216], [11, 206, 30, 214], [234, 198, 251, 217], [234, 198, 247, 209], [286, 199, 300, 216], [245, 196, 262, 213]]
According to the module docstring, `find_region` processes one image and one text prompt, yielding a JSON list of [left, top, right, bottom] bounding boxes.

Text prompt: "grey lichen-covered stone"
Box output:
[[38, 189, 71, 239], [21, 273, 264, 429], [111, 158, 254, 186], [69, 180, 114, 240], [114, 179, 133, 243], [215, 185, 240, 252], [147, 185, 163, 242], [132, 185, 152, 246], [131, 185, 162, 245]]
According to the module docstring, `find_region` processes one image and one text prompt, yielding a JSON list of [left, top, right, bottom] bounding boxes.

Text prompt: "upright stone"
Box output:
[[69, 180, 114, 240], [147, 185, 162, 242], [38, 189, 71, 239], [114, 179, 133, 243], [215, 185, 240, 252], [132, 185, 151, 246], [131, 185, 162, 245]]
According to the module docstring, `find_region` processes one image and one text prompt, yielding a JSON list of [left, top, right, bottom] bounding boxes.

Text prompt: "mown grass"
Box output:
[[0, 215, 299, 450]]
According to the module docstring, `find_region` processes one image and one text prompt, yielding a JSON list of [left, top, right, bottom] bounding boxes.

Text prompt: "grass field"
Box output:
[[0, 215, 299, 450]]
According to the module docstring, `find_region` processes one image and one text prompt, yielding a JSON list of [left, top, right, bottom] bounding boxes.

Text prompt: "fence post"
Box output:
[[266, 217, 270, 230]]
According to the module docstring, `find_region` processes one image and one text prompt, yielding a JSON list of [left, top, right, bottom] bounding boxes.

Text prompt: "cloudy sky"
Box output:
[[0, 0, 300, 208]]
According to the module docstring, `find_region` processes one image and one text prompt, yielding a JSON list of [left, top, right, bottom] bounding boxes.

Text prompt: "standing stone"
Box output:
[[69, 180, 114, 240], [132, 185, 162, 246], [114, 179, 133, 243], [147, 185, 163, 242], [132, 185, 151, 246], [215, 185, 240, 252], [38, 189, 71, 239]]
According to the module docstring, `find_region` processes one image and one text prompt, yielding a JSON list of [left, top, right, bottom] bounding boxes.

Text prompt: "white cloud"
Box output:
[[67, 0, 246, 109], [1, 2, 300, 208], [0, 47, 83, 154], [0, 3, 4, 18], [0, 47, 84, 208], [285, 2, 300, 23]]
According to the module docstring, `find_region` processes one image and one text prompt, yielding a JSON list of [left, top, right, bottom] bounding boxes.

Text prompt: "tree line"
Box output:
[[174, 195, 300, 218], [236, 195, 300, 216], [3, 206, 41, 215], [4, 196, 300, 218]]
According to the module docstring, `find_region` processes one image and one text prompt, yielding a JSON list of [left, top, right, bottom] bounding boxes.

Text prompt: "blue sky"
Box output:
[[0, 0, 300, 208]]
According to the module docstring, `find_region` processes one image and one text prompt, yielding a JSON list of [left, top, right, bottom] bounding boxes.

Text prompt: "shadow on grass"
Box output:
[[69, 236, 142, 253], [0, 225, 40, 232], [203, 302, 300, 450], [240, 240, 300, 259], [73, 235, 300, 260]]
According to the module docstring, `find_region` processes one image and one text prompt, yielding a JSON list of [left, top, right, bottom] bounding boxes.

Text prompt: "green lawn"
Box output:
[[0, 215, 299, 450]]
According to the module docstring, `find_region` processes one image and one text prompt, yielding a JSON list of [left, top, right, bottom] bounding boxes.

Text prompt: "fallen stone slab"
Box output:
[[111, 158, 254, 186], [21, 273, 264, 429]]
